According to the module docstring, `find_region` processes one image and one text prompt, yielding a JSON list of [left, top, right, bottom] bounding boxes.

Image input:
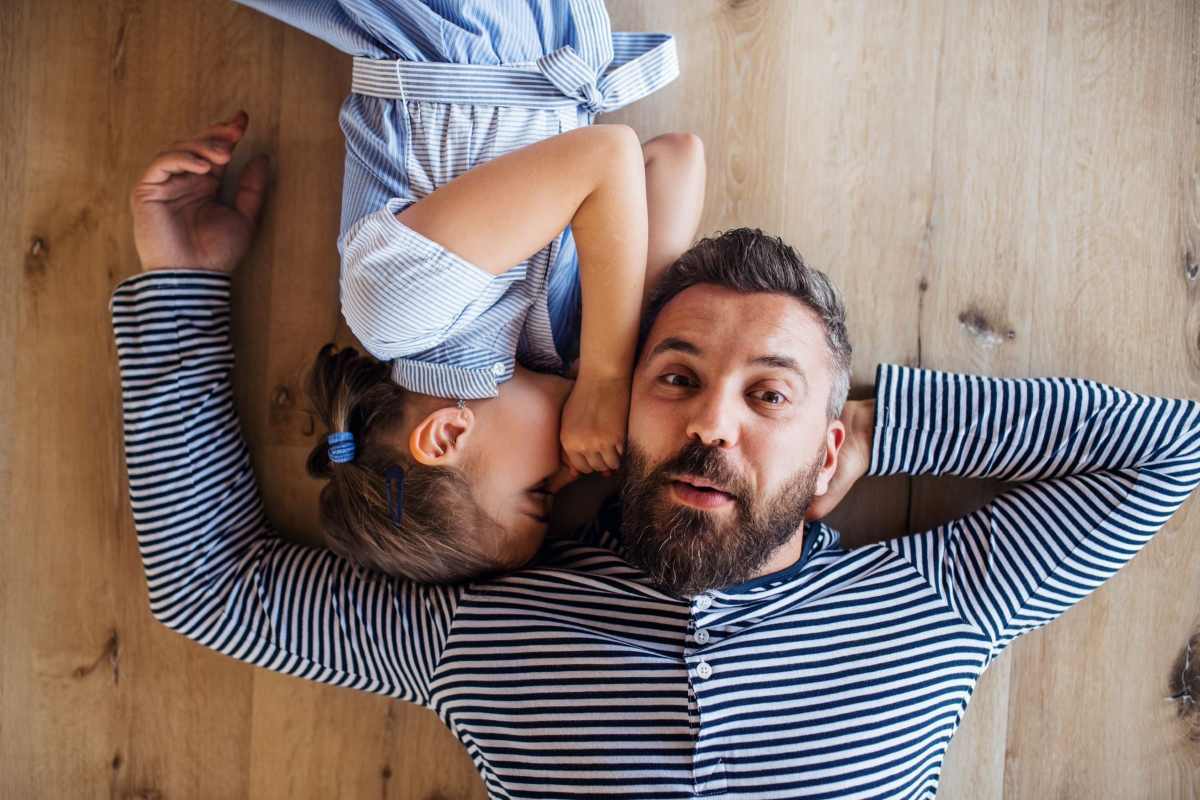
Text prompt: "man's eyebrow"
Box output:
[[752, 355, 809, 388], [647, 337, 701, 359]]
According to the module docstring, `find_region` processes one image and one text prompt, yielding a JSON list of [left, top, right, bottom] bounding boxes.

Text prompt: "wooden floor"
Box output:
[[3, 0, 1200, 797]]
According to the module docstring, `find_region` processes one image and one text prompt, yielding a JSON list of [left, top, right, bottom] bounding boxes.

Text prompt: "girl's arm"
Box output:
[[393, 124, 651, 476], [395, 124, 647, 282]]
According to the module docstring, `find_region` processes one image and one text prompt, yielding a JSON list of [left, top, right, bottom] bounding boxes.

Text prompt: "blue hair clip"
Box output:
[[384, 465, 405, 524], [327, 431, 356, 463]]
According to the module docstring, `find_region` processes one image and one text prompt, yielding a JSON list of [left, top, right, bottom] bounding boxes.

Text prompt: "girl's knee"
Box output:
[[644, 132, 705, 168]]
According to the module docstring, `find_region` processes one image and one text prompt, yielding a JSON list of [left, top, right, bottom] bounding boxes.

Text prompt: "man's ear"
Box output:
[[814, 419, 845, 497], [409, 405, 474, 466]]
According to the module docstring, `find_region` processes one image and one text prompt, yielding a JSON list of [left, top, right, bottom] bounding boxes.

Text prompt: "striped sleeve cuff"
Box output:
[[866, 362, 905, 477], [109, 268, 232, 314]]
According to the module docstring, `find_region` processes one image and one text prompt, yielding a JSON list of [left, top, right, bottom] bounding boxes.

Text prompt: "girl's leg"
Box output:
[[640, 133, 707, 312]]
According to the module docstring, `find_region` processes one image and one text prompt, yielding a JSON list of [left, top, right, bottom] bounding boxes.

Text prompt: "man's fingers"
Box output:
[[172, 138, 234, 179], [202, 110, 248, 143], [142, 111, 248, 187], [202, 111, 251, 177], [234, 153, 270, 223], [188, 110, 248, 149], [169, 137, 233, 165], [134, 172, 219, 203], [179, 111, 249, 178], [137, 150, 213, 186]]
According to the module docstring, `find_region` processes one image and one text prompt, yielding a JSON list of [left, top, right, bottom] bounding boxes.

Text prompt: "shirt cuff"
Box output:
[[110, 269, 232, 312]]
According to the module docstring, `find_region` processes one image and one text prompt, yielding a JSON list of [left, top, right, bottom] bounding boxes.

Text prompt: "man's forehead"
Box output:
[[645, 285, 827, 363]]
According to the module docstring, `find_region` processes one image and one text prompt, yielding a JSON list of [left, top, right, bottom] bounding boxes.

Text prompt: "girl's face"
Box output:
[[466, 365, 576, 567]]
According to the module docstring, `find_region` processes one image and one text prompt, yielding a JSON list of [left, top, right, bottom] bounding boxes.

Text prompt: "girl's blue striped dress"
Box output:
[[235, 0, 678, 398]]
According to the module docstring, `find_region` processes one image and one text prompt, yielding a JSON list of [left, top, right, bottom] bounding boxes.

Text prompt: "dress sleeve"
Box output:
[[868, 362, 1200, 659], [338, 198, 527, 361], [110, 269, 461, 703]]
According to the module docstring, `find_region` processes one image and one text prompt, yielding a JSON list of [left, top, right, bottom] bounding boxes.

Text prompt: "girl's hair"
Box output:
[[304, 343, 500, 582]]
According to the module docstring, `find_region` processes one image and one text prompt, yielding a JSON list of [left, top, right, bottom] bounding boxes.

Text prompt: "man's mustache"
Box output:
[[648, 441, 752, 510]]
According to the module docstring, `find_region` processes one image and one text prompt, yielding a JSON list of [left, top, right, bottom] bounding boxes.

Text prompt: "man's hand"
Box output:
[[806, 399, 875, 521], [130, 110, 270, 273]]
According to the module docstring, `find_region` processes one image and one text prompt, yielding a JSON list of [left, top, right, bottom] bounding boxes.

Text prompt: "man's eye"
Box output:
[[752, 390, 787, 406]]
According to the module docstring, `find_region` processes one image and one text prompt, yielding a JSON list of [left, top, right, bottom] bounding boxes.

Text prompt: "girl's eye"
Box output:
[[753, 390, 788, 406]]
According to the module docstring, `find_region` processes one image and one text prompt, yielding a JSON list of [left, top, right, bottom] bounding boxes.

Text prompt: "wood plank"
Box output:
[[10, 1, 153, 795], [101, 1, 287, 797], [913, 1, 1052, 796], [0, 1, 37, 797], [1001, 0, 1200, 796]]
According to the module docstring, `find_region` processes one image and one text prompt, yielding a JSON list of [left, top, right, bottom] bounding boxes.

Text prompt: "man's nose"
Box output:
[[684, 388, 739, 448]]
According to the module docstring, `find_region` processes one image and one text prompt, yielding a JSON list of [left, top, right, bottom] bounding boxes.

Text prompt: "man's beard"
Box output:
[[619, 438, 825, 598]]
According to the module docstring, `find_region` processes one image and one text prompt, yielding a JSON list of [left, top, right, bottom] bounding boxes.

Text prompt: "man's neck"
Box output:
[[747, 522, 807, 581]]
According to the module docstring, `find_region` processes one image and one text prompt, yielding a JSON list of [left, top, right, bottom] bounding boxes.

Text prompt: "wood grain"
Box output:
[[2, 0, 1197, 796]]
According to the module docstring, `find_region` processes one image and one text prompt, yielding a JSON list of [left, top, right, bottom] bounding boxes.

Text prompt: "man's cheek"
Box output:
[[631, 404, 678, 459], [625, 413, 655, 459], [744, 444, 772, 496]]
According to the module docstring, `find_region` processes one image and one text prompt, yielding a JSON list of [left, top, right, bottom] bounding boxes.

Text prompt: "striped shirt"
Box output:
[[235, 0, 679, 398], [112, 271, 1200, 799]]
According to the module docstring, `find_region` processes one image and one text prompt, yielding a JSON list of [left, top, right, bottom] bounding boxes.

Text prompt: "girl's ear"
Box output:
[[409, 404, 474, 466]]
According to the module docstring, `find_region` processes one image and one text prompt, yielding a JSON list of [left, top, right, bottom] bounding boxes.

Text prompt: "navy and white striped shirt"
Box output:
[[235, 0, 678, 398], [112, 271, 1200, 799]]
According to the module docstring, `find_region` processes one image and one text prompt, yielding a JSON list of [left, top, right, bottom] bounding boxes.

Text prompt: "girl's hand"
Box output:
[[130, 110, 270, 274], [559, 374, 630, 477]]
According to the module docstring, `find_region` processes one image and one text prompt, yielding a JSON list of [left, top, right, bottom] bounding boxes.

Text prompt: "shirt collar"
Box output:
[[714, 522, 827, 596], [389, 357, 510, 399]]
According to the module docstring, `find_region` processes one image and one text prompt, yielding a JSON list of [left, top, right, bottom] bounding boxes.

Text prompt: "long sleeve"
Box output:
[[867, 361, 1200, 658], [110, 270, 460, 703]]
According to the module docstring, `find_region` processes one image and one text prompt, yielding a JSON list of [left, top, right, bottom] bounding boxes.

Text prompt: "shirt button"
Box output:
[[491, 362, 505, 376], [694, 629, 710, 645], [695, 595, 712, 611], [696, 661, 713, 679]]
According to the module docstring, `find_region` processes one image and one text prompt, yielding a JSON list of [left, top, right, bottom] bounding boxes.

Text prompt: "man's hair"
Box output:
[[304, 344, 501, 582], [639, 227, 852, 420]]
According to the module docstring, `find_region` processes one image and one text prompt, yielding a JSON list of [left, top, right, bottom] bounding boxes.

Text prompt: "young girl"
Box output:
[[234, 0, 706, 581]]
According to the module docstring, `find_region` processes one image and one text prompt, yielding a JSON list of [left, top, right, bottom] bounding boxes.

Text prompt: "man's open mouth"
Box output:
[[668, 476, 736, 508]]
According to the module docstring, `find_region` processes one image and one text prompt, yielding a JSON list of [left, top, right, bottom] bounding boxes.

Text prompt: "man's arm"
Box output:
[[112, 270, 459, 701], [868, 362, 1200, 658], [119, 113, 458, 702]]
